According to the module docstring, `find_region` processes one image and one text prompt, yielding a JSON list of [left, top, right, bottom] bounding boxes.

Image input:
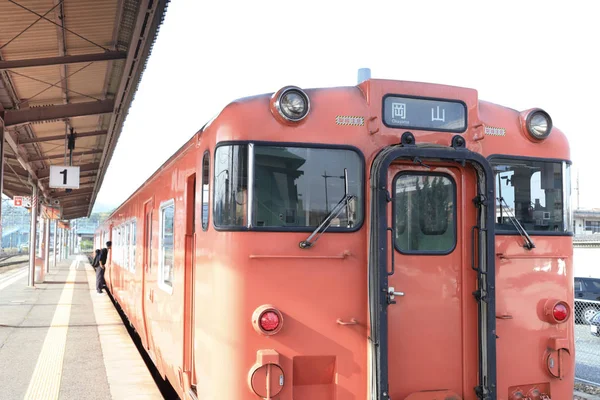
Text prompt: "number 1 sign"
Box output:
[[49, 165, 80, 189]]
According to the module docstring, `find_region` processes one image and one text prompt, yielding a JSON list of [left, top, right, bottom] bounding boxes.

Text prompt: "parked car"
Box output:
[[590, 311, 600, 337], [574, 277, 600, 324]]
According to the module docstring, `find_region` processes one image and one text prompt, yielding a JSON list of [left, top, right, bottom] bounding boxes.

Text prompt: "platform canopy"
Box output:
[[0, 0, 169, 220]]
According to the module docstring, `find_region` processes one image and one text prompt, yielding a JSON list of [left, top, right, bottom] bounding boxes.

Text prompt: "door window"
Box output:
[[393, 173, 456, 254]]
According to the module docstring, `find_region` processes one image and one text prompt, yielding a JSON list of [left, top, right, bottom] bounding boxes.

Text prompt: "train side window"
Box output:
[[111, 228, 116, 263], [393, 173, 456, 254], [201, 151, 210, 231], [130, 219, 136, 272], [158, 199, 175, 293], [124, 223, 130, 271]]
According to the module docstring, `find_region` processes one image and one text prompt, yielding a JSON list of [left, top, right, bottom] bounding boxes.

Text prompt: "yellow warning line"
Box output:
[[23, 259, 78, 400]]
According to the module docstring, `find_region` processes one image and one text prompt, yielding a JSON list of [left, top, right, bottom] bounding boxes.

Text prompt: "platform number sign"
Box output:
[[49, 165, 80, 189]]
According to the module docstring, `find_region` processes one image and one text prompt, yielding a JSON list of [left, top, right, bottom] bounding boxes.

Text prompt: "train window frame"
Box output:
[[488, 154, 573, 236], [111, 228, 116, 265], [145, 208, 153, 274], [158, 198, 175, 294], [114, 227, 120, 266], [213, 144, 249, 229], [130, 218, 137, 272], [392, 171, 457, 255], [212, 140, 365, 233], [201, 150, 210, 231], [124, 222, 130, 271]]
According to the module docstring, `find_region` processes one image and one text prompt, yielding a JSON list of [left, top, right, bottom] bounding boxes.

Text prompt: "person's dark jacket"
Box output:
[[92, 249, 101, 268], [99, 248, 108, 266]]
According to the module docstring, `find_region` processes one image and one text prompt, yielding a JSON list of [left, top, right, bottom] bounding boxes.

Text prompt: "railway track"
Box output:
[[0, 254, 29, 270]]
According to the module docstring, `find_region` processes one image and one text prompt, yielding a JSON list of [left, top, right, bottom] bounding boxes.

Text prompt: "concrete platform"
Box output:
[[0, 255, 162, 400]]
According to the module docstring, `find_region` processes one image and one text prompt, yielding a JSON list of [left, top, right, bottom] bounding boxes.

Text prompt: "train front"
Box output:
[[196, 78, 574, 400]]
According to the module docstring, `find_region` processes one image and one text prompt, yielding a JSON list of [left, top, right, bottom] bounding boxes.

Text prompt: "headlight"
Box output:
[[273, 86, 310, 122], [526, 109, 552, 140]]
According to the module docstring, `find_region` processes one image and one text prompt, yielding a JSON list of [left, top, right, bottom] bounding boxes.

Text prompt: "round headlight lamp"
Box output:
[[273, 86, 310, 122], [526, 109, 552, 140]]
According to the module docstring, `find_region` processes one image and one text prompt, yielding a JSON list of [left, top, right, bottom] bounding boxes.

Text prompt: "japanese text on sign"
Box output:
[[383, 95, 467, 132]]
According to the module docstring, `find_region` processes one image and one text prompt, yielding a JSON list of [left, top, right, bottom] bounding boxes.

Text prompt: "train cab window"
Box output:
[[214, 145, 248, 227], [214, 143, 363, 230], [159, 199, 175, 292], [393, 173, 456, 254], [491, 158, 572, 234], [252, 146, 362, 229]]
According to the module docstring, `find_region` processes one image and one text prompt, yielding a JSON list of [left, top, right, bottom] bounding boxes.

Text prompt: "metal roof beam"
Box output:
[[53, 187, 93, 198], [37, 162, 99, 178], [3, 173, 27, 184], [2, 183, 30, 196], [62, 204, 89, 211], [63, 212, 88, 219], [28, 148, 103, 162], [0, 52, 127, 70], [18, 129, 107, 144], [60, 198, 90, 207], [4, 161, 29, 178], [4, 99, 114, 127], [2, 128, 48, 198]]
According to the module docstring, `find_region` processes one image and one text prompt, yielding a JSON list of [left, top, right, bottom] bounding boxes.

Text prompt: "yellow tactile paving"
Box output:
[[23, 259, 78, 400], [84, 261, 163, 400]]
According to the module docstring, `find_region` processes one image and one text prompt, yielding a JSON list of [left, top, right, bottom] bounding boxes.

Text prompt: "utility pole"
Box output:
[[28, 184, 38, 287]]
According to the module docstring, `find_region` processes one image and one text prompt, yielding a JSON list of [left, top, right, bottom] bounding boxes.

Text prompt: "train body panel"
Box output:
[[95, 78, 573, 400]]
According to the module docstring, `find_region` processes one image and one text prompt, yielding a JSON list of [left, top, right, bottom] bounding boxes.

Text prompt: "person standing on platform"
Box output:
[[91, 249, 101, 270], [96, 241, 112, 294]]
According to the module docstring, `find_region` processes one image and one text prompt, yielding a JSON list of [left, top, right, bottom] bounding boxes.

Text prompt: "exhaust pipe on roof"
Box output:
[[357, 68, 371, 84]]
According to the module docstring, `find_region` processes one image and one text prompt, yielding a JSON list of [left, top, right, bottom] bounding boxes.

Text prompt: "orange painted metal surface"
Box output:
[[95, 78, 573, 400]]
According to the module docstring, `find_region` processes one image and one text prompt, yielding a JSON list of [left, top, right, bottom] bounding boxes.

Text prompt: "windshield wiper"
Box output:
[[299, 194, 356, 249], [497, 196, 535, 250]]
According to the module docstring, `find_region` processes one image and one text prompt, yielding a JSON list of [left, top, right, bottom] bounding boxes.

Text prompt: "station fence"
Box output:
[[574, 299, 600, 385]]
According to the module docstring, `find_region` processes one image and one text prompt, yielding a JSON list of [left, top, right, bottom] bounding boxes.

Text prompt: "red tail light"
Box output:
[[260, 311, 280, 332], [252, 305, 284, 335], [553, 303, 568, 322], [543, 299, 570, 324]]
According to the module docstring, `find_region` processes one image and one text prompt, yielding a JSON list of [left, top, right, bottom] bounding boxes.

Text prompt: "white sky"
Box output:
[[92, 0, 600, 212]]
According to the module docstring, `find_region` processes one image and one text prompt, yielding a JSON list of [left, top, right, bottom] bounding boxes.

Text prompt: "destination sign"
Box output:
[[382, 95, 467, 133]]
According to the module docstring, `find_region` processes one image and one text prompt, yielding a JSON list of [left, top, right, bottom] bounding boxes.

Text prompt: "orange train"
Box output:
[[95, 72, 574, 400]]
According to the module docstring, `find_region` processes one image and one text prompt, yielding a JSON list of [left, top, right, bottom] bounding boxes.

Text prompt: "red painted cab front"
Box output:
[[95, 77, 573, 400]]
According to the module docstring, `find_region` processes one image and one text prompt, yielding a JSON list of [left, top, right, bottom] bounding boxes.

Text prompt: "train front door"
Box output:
[[385, 162, 479, 399], [369, 143, 496, 400]]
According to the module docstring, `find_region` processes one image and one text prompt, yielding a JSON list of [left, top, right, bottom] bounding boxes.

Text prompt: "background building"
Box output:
[[573, 208, 600, 278]]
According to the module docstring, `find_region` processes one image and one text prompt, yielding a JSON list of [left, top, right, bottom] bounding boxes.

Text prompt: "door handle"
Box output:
[[336, 318, 358, 326], [388, 286, 405, 303]]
